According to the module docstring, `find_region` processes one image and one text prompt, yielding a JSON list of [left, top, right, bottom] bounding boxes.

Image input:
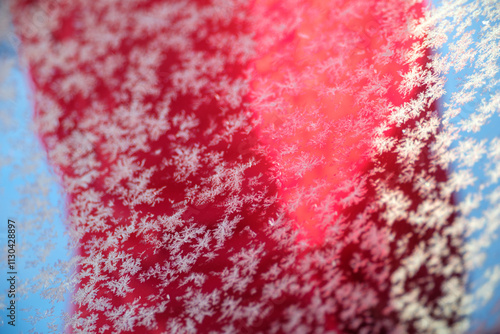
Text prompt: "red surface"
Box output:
[[11, 0, 462, 333]]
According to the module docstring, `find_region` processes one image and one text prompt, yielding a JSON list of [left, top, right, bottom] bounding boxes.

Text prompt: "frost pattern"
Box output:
[[4, 0, 500, 333]]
